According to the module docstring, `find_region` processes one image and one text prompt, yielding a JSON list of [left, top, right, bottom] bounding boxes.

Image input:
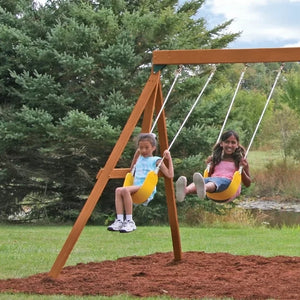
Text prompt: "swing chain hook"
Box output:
[[211, 64, 217, 73], [175, 65, 183, 76]]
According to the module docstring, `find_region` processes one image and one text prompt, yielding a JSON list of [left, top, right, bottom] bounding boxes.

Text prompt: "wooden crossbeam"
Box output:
[[152, 47, 300, 65]]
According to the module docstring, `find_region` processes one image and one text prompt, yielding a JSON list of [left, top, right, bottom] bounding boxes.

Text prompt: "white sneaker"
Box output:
[[119, 220, 136, 233], [193, 172, 206, 199], [107, 219, 123, 231], [176, 176, 187, 202]]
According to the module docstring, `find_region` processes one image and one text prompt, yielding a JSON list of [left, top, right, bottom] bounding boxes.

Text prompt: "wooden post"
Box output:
[[141, 77, 159, 132], [49, 72, 162, 278], [156, 80, 182, 261]]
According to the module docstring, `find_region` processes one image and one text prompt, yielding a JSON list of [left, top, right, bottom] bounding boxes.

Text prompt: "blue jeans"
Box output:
[[204, 177, 231, 192]]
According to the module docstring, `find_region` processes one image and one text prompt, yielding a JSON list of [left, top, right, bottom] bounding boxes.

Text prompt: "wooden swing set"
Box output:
[[48, 47, 300, 279]]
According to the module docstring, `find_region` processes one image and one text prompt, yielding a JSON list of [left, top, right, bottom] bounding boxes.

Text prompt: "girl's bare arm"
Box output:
[[130, 149, 140, 169], [158, 150, 174, 178], [240, 158, 251, 187]]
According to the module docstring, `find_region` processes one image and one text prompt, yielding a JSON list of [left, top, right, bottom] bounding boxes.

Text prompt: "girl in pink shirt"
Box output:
[[176, 130, 251, 202]]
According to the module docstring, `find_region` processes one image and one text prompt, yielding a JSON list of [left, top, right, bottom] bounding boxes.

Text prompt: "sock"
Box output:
[[126, 214, 133, 221], [117, 214, 124, 221]]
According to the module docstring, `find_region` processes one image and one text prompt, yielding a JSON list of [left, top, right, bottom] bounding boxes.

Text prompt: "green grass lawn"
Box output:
[[1, 224, 300, 299], [247, 150, 284, 170], [0, 151, 298, 299]]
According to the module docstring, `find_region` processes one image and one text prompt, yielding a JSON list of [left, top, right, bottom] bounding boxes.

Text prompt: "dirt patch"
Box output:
[[1, 251, 300, 299]]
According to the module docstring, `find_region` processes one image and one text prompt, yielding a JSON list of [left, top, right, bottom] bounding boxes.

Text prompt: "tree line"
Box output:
[[1, 0, 299, 223]]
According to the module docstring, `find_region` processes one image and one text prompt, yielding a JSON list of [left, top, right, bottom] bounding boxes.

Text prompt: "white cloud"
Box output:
[[203, 0, 300, 48], [284, 41, 300, 47]]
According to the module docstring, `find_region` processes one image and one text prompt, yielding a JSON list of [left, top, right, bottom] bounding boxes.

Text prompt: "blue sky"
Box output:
[[193, 0, 300, 49]]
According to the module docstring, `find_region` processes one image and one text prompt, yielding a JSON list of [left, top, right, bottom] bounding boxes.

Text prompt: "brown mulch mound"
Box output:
[[1, 251, 300, 299]]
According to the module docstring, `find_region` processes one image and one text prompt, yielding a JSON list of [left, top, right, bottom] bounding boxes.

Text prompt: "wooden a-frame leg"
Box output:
[[48, 72, 161, 278], [155, 80, 182, 261]]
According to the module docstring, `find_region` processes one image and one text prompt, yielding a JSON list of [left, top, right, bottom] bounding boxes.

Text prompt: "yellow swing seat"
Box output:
[[203, 169, 242, 202], [123, 170, 158, 204]]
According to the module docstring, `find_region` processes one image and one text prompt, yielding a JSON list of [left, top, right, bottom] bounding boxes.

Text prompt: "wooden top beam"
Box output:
[[152, 47, 300, 65]]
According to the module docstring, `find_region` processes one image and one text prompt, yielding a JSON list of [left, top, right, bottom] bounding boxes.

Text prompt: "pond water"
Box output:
[[238, 199, 300, 227]]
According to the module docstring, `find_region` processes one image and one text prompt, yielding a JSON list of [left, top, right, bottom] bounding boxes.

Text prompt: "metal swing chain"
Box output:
[[217, 64, 248, 143], [150, 65, 183, 133], [157, 64, 217, 170], [206, 64, 248, 174], [131, 65, 183, 174], [244, 63, 285, 160]]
